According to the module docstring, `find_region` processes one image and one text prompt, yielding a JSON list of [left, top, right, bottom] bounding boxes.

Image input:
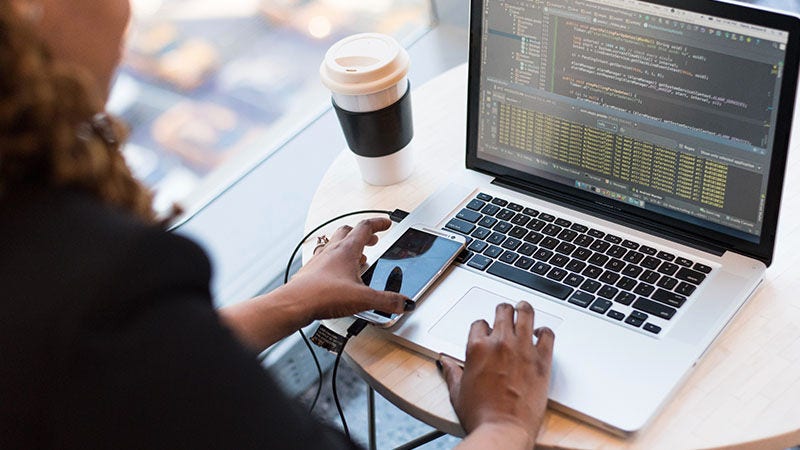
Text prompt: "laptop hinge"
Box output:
[[492, 177, 726, 257]]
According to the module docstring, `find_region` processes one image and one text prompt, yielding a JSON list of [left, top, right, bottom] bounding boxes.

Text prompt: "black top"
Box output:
[[0, 187, 357, 449]]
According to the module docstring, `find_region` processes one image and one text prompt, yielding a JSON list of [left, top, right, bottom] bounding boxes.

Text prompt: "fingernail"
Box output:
[[435, 359, 443, 373], [404, 299, 416, 311]]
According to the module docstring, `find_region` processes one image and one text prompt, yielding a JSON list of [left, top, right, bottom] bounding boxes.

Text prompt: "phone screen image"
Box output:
[[361, 228, 464, 319]]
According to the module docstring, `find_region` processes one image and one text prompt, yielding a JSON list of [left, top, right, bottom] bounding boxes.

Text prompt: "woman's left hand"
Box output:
[[288, 217, 409, 321]]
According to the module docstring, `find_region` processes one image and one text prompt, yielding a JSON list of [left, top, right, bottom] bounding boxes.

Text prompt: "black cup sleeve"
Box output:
[[332, 82, 413, 158]]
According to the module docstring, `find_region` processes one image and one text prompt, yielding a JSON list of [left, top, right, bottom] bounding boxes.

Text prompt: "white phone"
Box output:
[[356, 225, 467, 327]]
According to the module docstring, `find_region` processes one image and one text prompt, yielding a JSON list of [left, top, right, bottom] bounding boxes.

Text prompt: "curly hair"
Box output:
[[0, 3, 156, 222]]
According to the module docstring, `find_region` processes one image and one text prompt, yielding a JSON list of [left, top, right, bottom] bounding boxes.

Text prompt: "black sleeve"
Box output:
[[51, 229, 360, 450]]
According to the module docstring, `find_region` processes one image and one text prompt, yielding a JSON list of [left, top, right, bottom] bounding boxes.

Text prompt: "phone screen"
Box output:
[[361, 228, 464, 319]]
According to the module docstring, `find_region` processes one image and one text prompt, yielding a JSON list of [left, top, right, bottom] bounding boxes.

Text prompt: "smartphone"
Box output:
[[356, 225, 467, 327]]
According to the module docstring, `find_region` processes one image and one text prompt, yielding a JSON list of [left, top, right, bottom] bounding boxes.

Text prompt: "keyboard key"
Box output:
[[571, 223, 589, 233], [634, 282, 655, 297], [588, 253, 610, 266], [607, 310, 626, 321], [477, 193, 492, 201], [652, 289, 687, 308], [468, 240, 488, 253], [466, 199, 486, 211], [587, 228, 605, 238], [523, 207, 539, 216], [675, 267, 706, 285], [621, 240, 639, 250], [500, 251, 519, 264], [494, 221, 513, 233], [467, 254, 492, 270], [523, 231, 544, 244], [472, 227, 491, 240], [566, 260, 587, 273], [533, 248, 554, 261], [487, 232, 506, 245], [555, 218, 572, 227], [604, 234, 622, 244], [514, 256, 535, 270], [582, 265, 603, 279], [694, 263, 712, 274], [657, 262, 679, 276], [640, 270, 660, 284], [675, 282, 697, 296], [538, 213, 556, 222], [568, 291, 595, 308], [564, 273, 585, 287], [478, 216, 498, 228], [542, 224, 562, 236], [590, 299, 613, 314], [481, 204, 500, 216], [656, 276, 678, 290], [456, 209, 482, 223], [456, 250, 473, 264], [616, 276, 638, 291], [502, 238, 522, 251], [526, 219, 546, 231], [484, 245, 503, 258], [581, 279, 601, 293], [623, 250, 644, 265], [605, 258, 625, 272], [510, 214, 531, 227], [486, 263, 573, 299], [557, 229, 578, 242], [633, 297, 677, 320], [657, 251, 675, 261], [509, 226, 528, 239], [640, 245, 657, 256], [446, 218, 475, 235], [589, 240, 611, 253], [550, 254, 570, 267], [599, 271, 621, 285], [675, 257, 693, 267], [572, 248, 592, 261], [532, 262, 551, 275], [574, 234, 594, 247], [507, 202, 523, 212], [518, 243, 536, 256], [643, 323, 662, 334], [641, 256, 661, 269], [607, 245, 627, 258], [540, 237, 559, 250], [615, 291, 636, 305], [547, 268, 568, 281], [621, 265, 643, 278], [491, 198, 508, 207], [556, 242, 577, 255], [597, 284, 619, 299], [497, 209, 515, 221], [625, 311, 647, 327]]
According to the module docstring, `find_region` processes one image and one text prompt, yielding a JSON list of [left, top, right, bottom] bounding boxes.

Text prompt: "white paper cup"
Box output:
[[321, 33, 414, 186]]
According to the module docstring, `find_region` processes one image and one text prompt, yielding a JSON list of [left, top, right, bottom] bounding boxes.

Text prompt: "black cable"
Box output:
[[331, 319, 369, 441], [283, 210, 392, 414]]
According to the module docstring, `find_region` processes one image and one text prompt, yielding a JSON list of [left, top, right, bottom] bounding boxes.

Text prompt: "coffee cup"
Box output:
[[320, 33, 414, 186]]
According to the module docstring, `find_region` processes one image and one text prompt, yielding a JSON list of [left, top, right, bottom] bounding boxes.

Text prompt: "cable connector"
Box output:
[[346, 318, 369, 337], [389, 209, 410, 223]]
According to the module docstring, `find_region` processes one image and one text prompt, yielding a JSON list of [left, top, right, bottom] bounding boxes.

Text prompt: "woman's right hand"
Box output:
[[439, 301, 554, 449]]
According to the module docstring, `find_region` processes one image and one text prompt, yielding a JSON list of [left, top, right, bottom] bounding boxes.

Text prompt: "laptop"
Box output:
[[370, 0, 800, 436]]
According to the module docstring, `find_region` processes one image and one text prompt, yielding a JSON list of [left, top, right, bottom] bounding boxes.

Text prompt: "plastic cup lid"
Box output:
[[320, 33, 410, 96]]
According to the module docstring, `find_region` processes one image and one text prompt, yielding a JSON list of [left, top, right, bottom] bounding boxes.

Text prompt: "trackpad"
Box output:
[[429, 287, 564, 346]]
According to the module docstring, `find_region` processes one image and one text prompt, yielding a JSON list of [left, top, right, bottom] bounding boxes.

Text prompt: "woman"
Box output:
[[0, 1, 555, 448]]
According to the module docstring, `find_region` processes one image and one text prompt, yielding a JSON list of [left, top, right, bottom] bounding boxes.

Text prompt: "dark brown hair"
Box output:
[[0, 2, 156, 222]]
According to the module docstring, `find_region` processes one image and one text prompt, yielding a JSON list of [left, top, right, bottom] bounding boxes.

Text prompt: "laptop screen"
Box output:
[[470, 0, 795, 251]]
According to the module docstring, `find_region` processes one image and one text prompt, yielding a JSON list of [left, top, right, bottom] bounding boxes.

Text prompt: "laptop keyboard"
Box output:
[[444, 193, 713, 335]]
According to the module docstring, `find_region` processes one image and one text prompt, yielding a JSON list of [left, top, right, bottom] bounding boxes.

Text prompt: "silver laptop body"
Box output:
[[369, 0, 800, 436]]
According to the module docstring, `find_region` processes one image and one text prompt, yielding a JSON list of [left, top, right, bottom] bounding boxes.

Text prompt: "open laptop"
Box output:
[[372, 0, 800, 436]]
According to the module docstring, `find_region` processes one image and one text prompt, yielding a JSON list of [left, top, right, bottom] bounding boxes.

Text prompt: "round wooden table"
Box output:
[[304, 64, 800, 449]]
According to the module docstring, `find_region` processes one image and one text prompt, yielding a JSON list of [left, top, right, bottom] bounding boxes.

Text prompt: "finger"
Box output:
[[534, 327, 555, 361], [515, 301, 535, 340], [438, 355, 463, 406], [329, 225, 353, 244], [343, 218, 392, 250], [492, 302, 515, 338], [468, 319, 491, 342], [358, 287, 408, 314]]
